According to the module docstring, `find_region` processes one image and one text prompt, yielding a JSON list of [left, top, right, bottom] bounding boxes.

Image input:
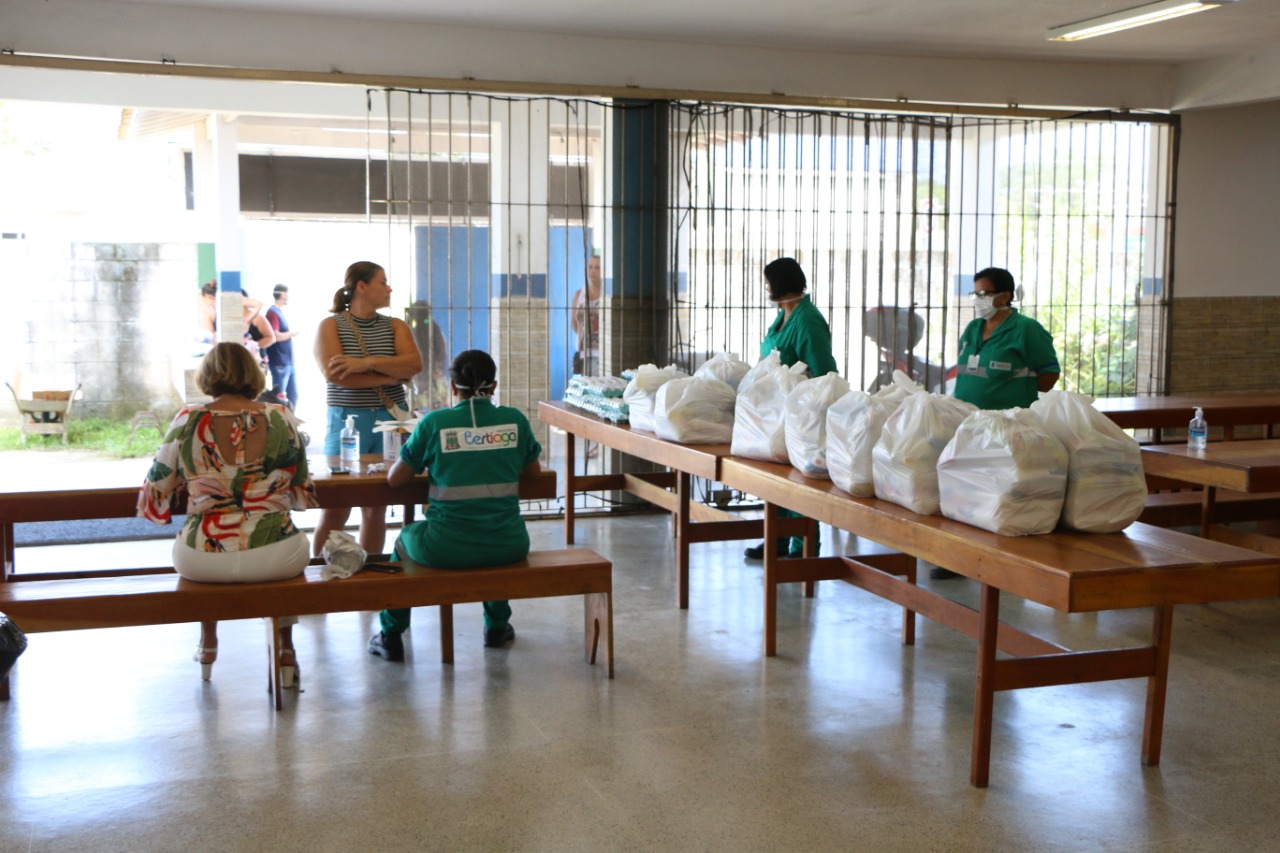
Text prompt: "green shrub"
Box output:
[[0, 418, 161, 457]]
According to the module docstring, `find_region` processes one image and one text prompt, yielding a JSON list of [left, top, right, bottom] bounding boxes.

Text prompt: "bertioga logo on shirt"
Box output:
[[441, 424, 519, 452]]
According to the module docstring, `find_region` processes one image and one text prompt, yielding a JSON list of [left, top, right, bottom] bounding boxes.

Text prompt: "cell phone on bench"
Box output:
[[362, 562, 403, 574]]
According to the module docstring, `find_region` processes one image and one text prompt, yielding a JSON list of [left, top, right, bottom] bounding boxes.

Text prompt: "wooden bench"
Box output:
[[719, 456, 1280, 787], [0, 548, 614, 709], [1138, 489, 1280, 528]]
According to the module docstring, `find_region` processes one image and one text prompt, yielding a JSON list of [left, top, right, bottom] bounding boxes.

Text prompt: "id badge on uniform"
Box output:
[[967, 354, 980, 370]]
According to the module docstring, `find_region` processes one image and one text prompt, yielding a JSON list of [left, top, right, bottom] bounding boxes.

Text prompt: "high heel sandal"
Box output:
[[193, 646, 217, 681], [279, 648, 300, 689]]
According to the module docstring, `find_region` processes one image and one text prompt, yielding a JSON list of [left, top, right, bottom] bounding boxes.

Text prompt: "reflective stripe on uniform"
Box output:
[[428, 482, 520, 501]]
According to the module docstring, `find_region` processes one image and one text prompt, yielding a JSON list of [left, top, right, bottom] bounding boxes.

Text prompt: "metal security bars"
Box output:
[[366, 92, 1175, 508], [668, 104, 1174, 397]]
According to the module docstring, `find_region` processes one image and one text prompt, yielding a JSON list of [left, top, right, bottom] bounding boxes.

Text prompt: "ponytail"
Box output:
[[332, 261, 384, 314]]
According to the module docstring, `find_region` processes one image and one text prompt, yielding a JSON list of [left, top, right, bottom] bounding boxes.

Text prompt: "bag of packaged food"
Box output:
[[1030, 390, 1148, 533], [730, 350, 810, 461], [783, 372, 850, 478], [827, 371, 920, 497], [653, 376, 738, 444], [622, 363, 689, 434], [872, 391, 977, 515], [938, 408, 1069, 535], [693, 352, 752, 391]]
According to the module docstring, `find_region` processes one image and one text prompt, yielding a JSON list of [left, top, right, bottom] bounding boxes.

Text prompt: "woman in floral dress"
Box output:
[[138, 343, 318, 686]]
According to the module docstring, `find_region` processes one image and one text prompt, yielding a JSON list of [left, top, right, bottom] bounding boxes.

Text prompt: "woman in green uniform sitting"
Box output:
[[744, 257, 839, 560], [368, 349, 543, 661]]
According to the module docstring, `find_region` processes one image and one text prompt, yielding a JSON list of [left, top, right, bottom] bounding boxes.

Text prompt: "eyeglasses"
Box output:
[[969, 290, 998, 297]]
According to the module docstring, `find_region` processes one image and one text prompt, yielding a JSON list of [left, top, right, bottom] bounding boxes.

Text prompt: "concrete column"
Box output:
[[193, 114, 243, 341]]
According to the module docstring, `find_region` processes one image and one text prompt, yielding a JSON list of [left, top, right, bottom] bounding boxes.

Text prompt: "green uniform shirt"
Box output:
[[954, 311, 1059, 410], [760, 296, 839, 377], [396, 398, 542, 567]]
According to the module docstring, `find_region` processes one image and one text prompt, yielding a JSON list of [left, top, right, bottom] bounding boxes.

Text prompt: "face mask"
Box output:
[[768, 293, 802, 308], [971, 293, 997, 320]]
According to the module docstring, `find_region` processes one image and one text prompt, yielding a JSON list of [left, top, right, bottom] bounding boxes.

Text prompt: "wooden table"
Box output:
[[1141, 440, 1280, 543], [0, 455, 557, 582], [538, 401, 810, 608], [1097, 393, 1280, 441], [718, 456, 1280, 787]]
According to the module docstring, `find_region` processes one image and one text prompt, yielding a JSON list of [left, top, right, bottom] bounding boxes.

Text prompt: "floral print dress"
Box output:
[[138, 404, 318, 552]]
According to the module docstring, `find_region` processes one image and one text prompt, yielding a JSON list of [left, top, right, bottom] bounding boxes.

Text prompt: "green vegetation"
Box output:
[[0, 418, 161, 457]]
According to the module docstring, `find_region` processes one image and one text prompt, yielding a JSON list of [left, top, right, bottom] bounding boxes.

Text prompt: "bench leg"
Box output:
[[438, 605, 454, 664], [584, 591, 614, 678], [265, 617, 283, 711], [1, 672, 9, 702], [1142, 605, 1174, 767], [970, 583, 1000, 788]]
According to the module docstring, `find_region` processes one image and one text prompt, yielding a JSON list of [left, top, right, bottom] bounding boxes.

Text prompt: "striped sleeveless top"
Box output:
[[326, 312, 409, 409]]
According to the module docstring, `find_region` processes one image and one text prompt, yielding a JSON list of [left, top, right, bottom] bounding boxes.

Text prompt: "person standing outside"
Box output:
[[368, 350, 542, 660], [929, 266, 1061, 580], [571, 254, 604, 376], [312, 261, 422, 559], [744, 257, 839, 560], [266, 284, 298, 409]]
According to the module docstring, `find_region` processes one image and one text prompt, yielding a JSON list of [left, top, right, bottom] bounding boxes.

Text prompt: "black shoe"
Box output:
[[744, 540, 789, 560], [368, 631, 405, 661], [484, 624, 516, 648], [929, 566, 960, 580]]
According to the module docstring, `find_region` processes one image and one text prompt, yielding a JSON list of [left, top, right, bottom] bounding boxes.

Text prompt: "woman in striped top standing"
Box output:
[[312, 261, 422, 557]]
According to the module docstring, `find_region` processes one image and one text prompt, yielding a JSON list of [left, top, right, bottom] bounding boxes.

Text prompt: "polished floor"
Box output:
[[4, 514, 1280, 852]]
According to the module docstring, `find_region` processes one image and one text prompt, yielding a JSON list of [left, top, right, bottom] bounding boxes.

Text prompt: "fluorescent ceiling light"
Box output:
[[1047, 0, 1236, 41]]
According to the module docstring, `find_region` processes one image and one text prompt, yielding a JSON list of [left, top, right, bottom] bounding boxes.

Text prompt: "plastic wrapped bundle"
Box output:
[[827, 372, 919, 497], [872, 392, 977, 515], [1030, 390, 1148, 533], [730, 350, 810, 461], [653, 376, 738, 444], [564, 375, 630, 422], [622, 363, 688, 434], [693, 352, 752, 391], [783, 372, 851, 478], [937, 408, 1069, 535]]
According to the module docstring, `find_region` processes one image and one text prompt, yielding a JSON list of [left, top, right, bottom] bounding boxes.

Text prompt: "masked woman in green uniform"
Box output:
[[744, 257, 839, 560], [930, 266, 1060, 581], [368, 350, 543, 660]]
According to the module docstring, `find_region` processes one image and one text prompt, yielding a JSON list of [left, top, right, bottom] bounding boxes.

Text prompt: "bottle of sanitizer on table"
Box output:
[[340, 415, 359, 469], [1188, 407, 1208, 451]]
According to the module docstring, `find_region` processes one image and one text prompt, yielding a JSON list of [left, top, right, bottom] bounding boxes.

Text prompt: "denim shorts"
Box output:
[[324, 406, 386, 456]]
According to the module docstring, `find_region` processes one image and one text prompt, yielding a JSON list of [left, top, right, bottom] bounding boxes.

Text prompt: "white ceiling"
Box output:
[[115, 0, 1280, 63]]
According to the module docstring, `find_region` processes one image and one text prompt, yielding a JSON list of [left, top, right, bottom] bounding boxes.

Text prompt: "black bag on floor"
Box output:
[[0, 613, 28, 680]]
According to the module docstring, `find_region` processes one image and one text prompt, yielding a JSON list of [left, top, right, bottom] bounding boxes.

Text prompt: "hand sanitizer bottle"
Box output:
[[1187, 407, 1208, 451], [340, 415, 359, 469]]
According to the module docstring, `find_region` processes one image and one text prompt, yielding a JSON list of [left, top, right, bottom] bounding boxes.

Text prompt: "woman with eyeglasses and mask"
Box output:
[[744, 257, 839, 561], [954, 267, 1059, 411], [928, 267, 1060, 581]]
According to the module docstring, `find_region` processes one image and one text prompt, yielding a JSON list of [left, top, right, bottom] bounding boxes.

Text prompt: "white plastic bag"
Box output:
[[320, 530, 368, 580], [730, 350, 810, 461], [827, 371, 919, 497], [1030, 390, 1148, 533], [653, 376, 738, 444], [937, 408, 1069, 535], [693, 352, 752, 391], [623, 363, 688, 434], [783, 372, 851, 478], [872, 392, 977, 515]]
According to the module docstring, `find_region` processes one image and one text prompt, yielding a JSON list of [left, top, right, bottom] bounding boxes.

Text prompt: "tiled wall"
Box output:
[[1168, 297, 1280, 394]]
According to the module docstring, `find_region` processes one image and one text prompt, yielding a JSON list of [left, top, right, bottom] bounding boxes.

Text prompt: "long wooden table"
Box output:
[[539, 400, 810, 607], [1142, 440, 1280, 546], [0, 456, 558, 582], [718, 456, 1280, 787], [1097, 393, 1280, 441]]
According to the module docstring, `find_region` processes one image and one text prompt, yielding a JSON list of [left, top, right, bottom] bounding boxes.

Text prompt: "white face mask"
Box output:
[[768, 293, 803, 308], [971, 292, 998, 320]]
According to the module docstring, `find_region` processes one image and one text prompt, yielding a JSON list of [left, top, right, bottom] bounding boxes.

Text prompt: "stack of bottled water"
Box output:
[[565, 375, 630, 422]]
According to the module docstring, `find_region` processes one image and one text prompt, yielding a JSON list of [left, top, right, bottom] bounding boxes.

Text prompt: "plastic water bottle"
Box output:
[[340, 415, 359, 469], [1188, 407, 1208, 451]]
